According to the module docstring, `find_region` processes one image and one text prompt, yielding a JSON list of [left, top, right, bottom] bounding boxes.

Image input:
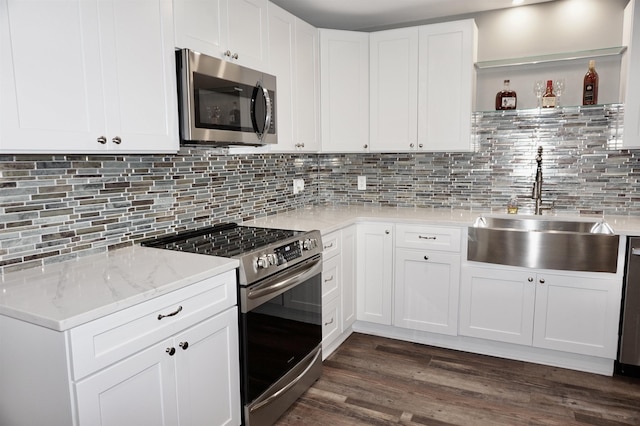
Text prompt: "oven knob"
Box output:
[[266, 253, 278, 266], [256, 255, 270, 269], [302, 238, 317, 250]]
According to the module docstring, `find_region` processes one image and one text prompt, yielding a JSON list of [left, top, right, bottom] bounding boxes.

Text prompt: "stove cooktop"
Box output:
[[140, 223, 303, 258]]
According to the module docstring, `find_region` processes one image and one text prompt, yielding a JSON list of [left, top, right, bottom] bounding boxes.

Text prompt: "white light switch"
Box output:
[[357, 176, 366, 190]]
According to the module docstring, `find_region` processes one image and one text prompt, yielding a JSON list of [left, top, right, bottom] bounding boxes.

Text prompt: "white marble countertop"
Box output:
[[0, 245, 238, 331], [244, 205, 640, 236]]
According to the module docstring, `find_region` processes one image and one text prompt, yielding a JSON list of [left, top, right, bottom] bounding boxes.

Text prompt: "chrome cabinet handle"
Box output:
[[418, 235, 436, 240], [324, 317, 334, 326], [166, 347, 176, 356], [410, 143, 415, 148], [363, 144, 368, 149], [385, 230, 390, 234], [97, 136, 107, 144], [157, 305, 183, 320], [179, 341, 189, 350], [324, 275, 334, 282], [423, 255, 429, 261], [323, 243, 334, 249], [112, 136, 122, 145], [528, 277, 534, 282], [419, 144, 423, 148], [539, 278, 546, 284]]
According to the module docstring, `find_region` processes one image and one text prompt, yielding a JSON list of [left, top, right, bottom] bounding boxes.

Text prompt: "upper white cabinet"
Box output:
[[320, 29, 370, 153], [0, 0, 179, 154], [622, 0, 640, 148], [418, 19, 477, 152], [369, 20, 476, 153], [369, 27, 419, 152], [268, 4, 319, 152], [174, 0, 269, 71]]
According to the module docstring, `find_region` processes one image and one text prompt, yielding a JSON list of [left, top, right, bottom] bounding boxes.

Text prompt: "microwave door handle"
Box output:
[[251, 81, 271, 142], [262, 84, 272, 141]]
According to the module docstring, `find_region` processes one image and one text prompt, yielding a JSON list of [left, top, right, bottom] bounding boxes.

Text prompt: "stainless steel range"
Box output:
[[141, 223, 323, 426]]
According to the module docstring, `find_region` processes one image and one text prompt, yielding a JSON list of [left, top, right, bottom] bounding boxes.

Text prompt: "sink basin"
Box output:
[[467, 216, 619, 273]]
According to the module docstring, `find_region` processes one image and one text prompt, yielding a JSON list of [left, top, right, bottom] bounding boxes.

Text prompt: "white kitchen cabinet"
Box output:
[[369, 27, 419, 152], [417, 19, 477, 152], [268, 5, 320, 152], [460, 264, 622, 358], [393, 224, 461, 335], [0, 0, 178, 154], [77, 308, 240, 426], [356, 223, 394, 325], [622, 0, 640, 148], [174, 0, 269, 70], [321, 226, 357, 358], [0, 270, 241, 426], [320, 29, 370, 152]]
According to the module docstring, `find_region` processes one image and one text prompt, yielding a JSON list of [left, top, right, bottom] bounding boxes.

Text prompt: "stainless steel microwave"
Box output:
[[176, 49, 277, 146]]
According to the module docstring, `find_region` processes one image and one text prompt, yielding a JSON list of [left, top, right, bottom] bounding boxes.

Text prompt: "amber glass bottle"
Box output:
[[542, 80, 556, 108], [495, 79, 517, 110], [583, 60, 599, 105]]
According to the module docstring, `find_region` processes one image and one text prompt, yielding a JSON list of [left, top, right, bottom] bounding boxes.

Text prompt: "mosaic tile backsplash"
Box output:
[[1, 104, 637, 272]]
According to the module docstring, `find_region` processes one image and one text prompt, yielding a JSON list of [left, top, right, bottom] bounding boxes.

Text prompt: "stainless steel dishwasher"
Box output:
[[617, 236, 640, 376]]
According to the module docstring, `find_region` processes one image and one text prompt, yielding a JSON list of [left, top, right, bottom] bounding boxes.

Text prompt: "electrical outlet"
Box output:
[[293, 178, 305, 194], [357, 176, 366, 190]]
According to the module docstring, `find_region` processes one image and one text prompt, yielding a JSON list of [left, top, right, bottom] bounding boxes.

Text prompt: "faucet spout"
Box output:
[[532, 146, 543, 215]]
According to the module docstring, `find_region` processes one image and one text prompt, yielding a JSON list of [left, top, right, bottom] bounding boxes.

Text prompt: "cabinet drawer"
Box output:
[[69, 270, 237, 380], [322, 296, 341, 345], [322, 255, 340, 300], [395, 224, 461, 252], [322, 230, 341, 260]]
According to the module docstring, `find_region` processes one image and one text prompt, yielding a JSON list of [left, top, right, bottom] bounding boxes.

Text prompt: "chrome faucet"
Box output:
[[531, 146, 543, 215]]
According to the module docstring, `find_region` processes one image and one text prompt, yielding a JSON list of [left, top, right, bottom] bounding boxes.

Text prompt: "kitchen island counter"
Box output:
[[0, 245, 238, 331]]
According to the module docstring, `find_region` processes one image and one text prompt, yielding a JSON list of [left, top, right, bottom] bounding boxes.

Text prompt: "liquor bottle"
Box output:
[[583, 60, 599, 105], [495, 79, 517, 110], [542, 80, 556, 108]]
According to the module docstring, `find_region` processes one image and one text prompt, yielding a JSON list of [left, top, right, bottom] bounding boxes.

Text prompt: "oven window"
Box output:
[[241, 273, 321, 403]]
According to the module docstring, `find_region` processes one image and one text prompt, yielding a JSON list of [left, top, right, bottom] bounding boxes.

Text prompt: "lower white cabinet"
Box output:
[[321, 226, 357, 358], [459, 264, 622, 358], [0, 270, 241, 426], [394, 249, 460, 335], [76, 308, 240, 426], [356, 223, 394, 325]]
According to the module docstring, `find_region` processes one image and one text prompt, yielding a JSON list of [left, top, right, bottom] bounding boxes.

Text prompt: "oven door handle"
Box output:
[[246, 256, 322, 302], [249, 346, 322, 414]]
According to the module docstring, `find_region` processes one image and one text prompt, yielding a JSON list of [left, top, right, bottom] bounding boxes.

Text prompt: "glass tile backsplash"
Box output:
[[1, 104, 637, 272]]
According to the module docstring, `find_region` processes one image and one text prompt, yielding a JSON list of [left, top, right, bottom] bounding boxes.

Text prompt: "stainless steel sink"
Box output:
[[467, 216, 619, 273]]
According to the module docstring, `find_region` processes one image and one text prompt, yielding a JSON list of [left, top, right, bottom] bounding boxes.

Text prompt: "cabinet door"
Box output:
[[623, 0, 640, 148], [267, 4, 296, 151], [0, 0, 104, 152], [322, 254, 341, 301], [533, 274, 622, 358], [357, 223, 394, 325], [417, 19, 477, 152], [322, 295, 341, 353], [459, 265, 535, 345], [75, 339, 178, 426], [341, 225, 357, 329], [320, 29, 370, 152], [226, 0, 269, 70], [174, 0, 228, 59], [99, 0, 178, 153], [175, 308, 241, 426], [293, 18, 320, 152], [369, 27, 418, 152], [394, 249, 460, 335]]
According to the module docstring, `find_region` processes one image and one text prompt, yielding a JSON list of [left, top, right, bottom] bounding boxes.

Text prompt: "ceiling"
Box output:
[[268, 0, 558, 31]]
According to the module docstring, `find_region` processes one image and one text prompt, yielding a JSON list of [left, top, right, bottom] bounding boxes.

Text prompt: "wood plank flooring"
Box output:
[[275, 333, 640, 426]]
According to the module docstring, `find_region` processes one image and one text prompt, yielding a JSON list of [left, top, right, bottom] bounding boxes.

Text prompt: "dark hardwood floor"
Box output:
[[276, 333, 640, 426]]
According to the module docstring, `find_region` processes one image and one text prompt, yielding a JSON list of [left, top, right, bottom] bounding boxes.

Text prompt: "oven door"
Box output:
[[239, 254, 322, 426]]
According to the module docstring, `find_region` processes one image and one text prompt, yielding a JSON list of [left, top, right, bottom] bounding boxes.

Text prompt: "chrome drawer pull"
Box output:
[[418, 235, 436, 240], [324, 243, 334, 249], [324, 275, 334, 282], [324, 318, 334, 326], [157, 305, 183, 320]]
